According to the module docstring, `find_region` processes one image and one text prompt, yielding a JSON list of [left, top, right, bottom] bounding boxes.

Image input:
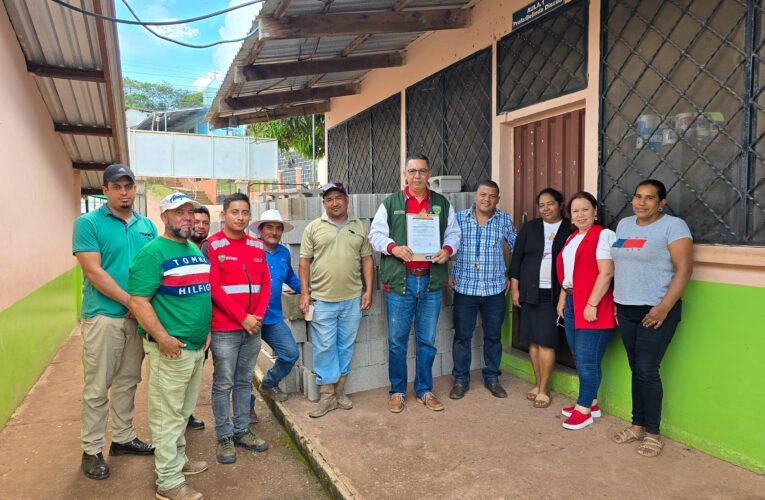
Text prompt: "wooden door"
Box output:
[[511, 109, 585, 368]]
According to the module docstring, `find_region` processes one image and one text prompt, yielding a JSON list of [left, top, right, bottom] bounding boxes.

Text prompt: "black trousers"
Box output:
[[616, 301, 682, 435]]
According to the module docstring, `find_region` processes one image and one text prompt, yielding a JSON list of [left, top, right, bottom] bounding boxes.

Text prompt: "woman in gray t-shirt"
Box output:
[[611, 179, 693, 458]]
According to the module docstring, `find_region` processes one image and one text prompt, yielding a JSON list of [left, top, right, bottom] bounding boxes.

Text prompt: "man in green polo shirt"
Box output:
[[129, 192, 212, 500], [72, 164, 157, 481], [299, 182, 374, 418]]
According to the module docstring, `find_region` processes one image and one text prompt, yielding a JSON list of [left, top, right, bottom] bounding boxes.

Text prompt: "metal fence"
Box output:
[[599, 0, 765, 244], [406, 47, 492, 191], [497, 0, 588, 113], [326, 94, 402, 194]]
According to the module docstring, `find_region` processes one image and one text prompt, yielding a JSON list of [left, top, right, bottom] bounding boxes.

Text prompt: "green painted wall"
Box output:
[[501, 280, 765, 474], [0, 266, 81, 428]]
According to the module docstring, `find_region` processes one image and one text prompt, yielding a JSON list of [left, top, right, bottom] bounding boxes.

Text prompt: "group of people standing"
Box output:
[[73, 155, 692, 499], [509, 181, 692, 458]]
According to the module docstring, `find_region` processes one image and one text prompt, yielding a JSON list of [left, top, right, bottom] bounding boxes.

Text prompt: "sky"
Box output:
[[115, 0, 262, 94]]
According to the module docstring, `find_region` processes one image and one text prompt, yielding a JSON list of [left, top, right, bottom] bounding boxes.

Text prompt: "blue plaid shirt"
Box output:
[[452, 206, 516, 296]]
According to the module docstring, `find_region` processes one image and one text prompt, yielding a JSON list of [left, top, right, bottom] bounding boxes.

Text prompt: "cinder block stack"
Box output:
[[253, 192, 485, 401]]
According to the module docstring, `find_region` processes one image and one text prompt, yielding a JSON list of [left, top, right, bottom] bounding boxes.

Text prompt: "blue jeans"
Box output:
[[386, 275, 443, 397], [452, 291, 507, 385], [563, 295, 612, 408], [310, 298, 362, 385], [260, 321, 300, 390], [211, 330, 261, 440]]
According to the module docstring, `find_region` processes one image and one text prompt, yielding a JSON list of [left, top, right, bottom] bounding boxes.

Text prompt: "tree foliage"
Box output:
[[247, 114, 325, 159], [123, 78, 203, 111]]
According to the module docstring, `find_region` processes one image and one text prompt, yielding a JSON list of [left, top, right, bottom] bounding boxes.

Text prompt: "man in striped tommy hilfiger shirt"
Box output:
[[128, 192, 212, 500]]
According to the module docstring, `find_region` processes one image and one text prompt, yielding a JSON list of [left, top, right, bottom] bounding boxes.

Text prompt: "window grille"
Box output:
[[326, 94, 402, 194], [600, 0, 765, 244], [406, 47, 492, 191], [497, 0, 588, 112]]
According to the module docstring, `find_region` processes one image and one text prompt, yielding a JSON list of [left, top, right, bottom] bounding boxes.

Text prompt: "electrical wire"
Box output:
[[119, 0, 261, 49], [48, 0, 263, 26]]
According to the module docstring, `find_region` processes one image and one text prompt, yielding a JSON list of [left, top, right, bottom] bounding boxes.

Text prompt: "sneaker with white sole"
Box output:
[[561, 404, 601, 418], [562, 409, 594, 430]]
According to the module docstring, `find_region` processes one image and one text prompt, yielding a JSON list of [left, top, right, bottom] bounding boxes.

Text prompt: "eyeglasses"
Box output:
[[406, 168, 429, 177], [555, 316, 564, 328]]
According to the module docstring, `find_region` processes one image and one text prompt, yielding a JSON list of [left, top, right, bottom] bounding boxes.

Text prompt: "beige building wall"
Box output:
[[323, 0, 764, 287], [0, 9, 81, 311]]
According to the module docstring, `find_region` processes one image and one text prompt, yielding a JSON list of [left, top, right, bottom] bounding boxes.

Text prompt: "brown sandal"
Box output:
[[612, 428, 644, 444], [526, 387, 539, 401], [532, 393, 551, 408], [637, 436, 664, 457]]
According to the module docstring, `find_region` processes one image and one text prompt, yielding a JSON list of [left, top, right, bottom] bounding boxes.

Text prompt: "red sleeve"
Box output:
[[556, 251, 565, 287], [254, 249, 271, 319], [443, 245, 454, 256], [387, 242, 397, 254], [209, 241, 248, 324]]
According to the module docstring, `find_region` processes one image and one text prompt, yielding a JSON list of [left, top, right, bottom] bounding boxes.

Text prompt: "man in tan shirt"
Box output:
[[299, 182, 374, 418]]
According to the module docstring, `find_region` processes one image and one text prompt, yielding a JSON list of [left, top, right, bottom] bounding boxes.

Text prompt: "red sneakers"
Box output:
[[562, 409, 594, 430], [561, 404, 601, 418]]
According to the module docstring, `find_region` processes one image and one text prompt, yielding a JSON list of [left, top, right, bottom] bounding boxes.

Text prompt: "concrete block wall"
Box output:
[[253, 192, 484, 401]]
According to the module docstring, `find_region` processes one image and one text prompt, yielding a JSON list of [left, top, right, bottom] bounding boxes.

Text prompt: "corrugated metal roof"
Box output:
[[208, 0, 476, 128], [2, 0, 127, 193]]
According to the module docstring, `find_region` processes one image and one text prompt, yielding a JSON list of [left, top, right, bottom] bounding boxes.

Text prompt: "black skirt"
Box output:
[[519, 289, 561, 349]]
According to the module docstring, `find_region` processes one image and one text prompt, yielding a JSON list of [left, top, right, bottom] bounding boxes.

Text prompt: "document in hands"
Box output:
[[406, 213, 441, 261]]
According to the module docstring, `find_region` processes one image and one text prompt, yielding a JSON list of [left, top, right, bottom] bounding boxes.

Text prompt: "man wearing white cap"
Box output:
[[252, 209, 301, 402], [128, 192, 211, 500]]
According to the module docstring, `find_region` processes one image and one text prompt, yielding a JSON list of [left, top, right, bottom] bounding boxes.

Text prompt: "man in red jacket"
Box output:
[[207, 193, 272, 465]]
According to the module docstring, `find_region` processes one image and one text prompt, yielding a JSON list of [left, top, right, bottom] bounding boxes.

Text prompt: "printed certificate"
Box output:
[[406, 213, 441, 261]]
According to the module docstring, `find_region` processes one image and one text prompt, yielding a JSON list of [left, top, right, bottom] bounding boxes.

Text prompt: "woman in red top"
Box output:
[[555, 192, 616, 430]]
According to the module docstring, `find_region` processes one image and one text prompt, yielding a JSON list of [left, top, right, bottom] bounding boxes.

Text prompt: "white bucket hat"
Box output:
[[250, 208, 294, 234]]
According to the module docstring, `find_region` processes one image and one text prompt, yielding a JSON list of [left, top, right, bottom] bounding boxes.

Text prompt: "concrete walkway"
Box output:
[[265, 371, 765, 499], [0, 328, 325, 499]]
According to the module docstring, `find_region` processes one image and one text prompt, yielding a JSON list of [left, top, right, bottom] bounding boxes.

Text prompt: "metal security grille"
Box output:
[[600, 0, 765, 244], [327, 124, 347, 185], [407, 48, 492, 191], [497, 0, 588, 113], [325, 94, 402, 194], [347, 111, 372, 194], [371, 94, 402, 194]]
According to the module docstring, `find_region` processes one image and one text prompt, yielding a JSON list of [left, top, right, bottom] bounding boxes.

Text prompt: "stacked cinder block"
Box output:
[[252, 191, 482, 401]]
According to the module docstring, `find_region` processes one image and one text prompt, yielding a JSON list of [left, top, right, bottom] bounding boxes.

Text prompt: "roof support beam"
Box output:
[[81, 188, 105, 196], [27, 63, 105, 82], [223, 83, 359, 112], [243, 52, 404, 81], [73, 162, 110, 171], [258, 8, 471, 40], [55, 124, 113, 137], [213, 102, 330, 128]]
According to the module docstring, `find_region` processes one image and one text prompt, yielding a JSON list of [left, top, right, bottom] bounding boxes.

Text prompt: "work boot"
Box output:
[[264, 385, 289, 402], [233, 430, 269, 452], [181, 460, 208, 476], [308, 384, 338, 418], [216, 437, 236, 464], [335, 376, 352, 410], [155, 482, 203, 500]]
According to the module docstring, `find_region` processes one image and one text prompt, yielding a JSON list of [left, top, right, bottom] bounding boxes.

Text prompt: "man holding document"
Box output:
[[369, 153, 461, 413]]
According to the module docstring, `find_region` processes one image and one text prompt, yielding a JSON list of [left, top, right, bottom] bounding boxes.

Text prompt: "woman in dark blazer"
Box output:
[[509, 188, 572, 408]]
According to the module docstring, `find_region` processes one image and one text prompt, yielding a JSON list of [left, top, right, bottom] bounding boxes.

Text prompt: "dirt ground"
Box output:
[[0, 328, 325, 500]]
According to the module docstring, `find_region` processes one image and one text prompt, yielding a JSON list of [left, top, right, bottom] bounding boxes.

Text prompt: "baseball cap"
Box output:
[[160, 192, 202, 213], [321, 182, 347, 198], [102, 164, 135, 185]]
